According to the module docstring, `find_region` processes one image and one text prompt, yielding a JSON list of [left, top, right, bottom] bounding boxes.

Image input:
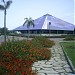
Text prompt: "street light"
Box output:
[[49, 22, 51, 38]]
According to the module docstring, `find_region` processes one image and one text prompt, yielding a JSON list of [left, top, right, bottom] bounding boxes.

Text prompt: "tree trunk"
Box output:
[[4, 9, 6, 44], [28, 28, 30, 40]]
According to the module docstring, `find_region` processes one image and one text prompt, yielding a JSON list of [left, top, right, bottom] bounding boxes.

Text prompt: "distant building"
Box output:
[[14, 14, 75, 34]]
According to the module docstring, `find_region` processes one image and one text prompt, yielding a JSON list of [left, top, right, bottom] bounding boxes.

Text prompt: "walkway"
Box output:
[[32, 39, 73, 75]]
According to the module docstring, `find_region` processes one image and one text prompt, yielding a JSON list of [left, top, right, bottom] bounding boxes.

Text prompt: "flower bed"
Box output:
[[0, 36, 55, 75]]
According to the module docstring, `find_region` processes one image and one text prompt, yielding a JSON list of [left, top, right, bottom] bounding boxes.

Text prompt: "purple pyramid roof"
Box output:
[[14, 14, 74, 31]]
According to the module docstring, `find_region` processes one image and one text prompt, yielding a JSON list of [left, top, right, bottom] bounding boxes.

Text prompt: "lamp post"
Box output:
[[49, 22, 51, 38]]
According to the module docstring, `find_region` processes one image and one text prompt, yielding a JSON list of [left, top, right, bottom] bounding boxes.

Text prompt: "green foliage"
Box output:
[[0, 0, 12, 10], [31, 36, 55, 48], [30, 48, 51, 60], [0, 40, 31, 59], [23, 17, 34, 40], [64, 35, 75, 41], [0, 27, 10, 35], [0, 36, 54, 75]]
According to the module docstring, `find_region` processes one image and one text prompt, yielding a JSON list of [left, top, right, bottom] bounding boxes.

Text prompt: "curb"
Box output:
[[60, 42, 75, 74]]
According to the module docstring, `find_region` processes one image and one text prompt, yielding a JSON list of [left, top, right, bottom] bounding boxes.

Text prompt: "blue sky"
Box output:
[[0, 0, 74, 30]]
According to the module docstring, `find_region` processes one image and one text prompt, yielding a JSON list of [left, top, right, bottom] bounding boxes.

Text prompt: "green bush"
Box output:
[[30, 48, 51, 60], [31, 36, 55, 48], [64, 36, 75, 41], [0, 36, 54, 75]]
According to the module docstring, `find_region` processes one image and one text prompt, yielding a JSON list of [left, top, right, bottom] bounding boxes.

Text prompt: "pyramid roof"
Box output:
[[14, 14, 75, 31]]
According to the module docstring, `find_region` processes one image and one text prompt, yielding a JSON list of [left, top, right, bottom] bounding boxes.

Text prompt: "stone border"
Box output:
[[60, 42, 75, 74]]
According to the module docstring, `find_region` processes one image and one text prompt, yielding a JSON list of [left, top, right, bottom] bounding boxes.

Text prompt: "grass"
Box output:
[[60, 42, 75, 67]]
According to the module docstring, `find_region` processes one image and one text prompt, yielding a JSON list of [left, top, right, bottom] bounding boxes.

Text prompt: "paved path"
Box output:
[[32, 41, 73, 75]]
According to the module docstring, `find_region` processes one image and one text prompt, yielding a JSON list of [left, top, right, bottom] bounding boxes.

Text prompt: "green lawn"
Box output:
[[60, 42, 75, 67]]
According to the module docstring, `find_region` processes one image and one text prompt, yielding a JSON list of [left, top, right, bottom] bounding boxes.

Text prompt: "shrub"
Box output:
[[64, 35, 75, 41], [31, 36, 55, 48], [0, 36, 54, 75], [30, 48, 51, 60], [0, 40, 36, 75]]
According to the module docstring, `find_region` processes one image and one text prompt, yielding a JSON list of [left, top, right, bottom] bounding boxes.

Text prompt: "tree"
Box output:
[[0, 0, 12, 44], [0, 27, 9, 35], [23, 17, 34, 40]]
